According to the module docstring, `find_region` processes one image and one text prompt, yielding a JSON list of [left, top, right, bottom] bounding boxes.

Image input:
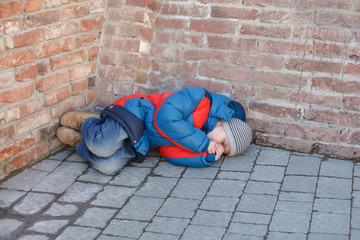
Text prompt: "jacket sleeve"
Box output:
[[154, 87, 210, 153], [159, 145, 216, 168]]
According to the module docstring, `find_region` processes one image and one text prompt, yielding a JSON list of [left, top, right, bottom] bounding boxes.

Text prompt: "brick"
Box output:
[[23, 10, 60, 29], [91, 61, 97, 74], [45, 22, 78, 40], [88, 46, 99, 60], [152, 46, 181, 60], [137, 57, 150, 70], [344, 96, 360, 111], [0, 71, 15, 89], [126, 0, 146, 7], [260, 11, 312, 24], [289, 92, 343, 108], [0, 133, 37, 161], [312, 77, 360, 94], [0, 126, 15, 146], [16, 110, 51, 136], [104, 39, 140, 52], [233, 84, 255, 97], [7, 97, 44, 122], [51, 95, 85, 119], [0, 1, 21, 18], [340, 129, 360, 145], [249, 118, 283, 134], [156, 17, 189, 30], [249, 102, 300, 119], [190, 20, 236, 34], [155, 32, 203, 46], [161, 3, 209, 17], [0, 49, 35, 71], [62, 3, 90, 20], [141, 27, 154, 42], [258, 40, 312, 55], [285, 124, 339, 142], [240, 24, 291, 39], [81, 16, 105, 32], [86, 89, 95, 104], [71, 79, 87, 95], [314, 43, 347, 58], [24, 0, 43, 12], [211, 6, 258, 20], [99, 66, 135, 81], [90, 0, 105, 13], [0, 18, 20, 36], [0, 83, 33, 107], [69, 63, 91, 81], [231, 53, 284, 70], [12, 142, 48, 171], [254, 86, 288, 101], [153, 60, 197, 75], [108, 0, 122, 7], [99, 51, 116, 65], [344, 63, 360, 75], [75, 32, 98, 47], [108, 8, 144, 23], [50, 50, 87, 70], [315, 144, 360, 160], [6, 29, 44, 50], [286, 58, 342, 73], [244, 0, 293, 7], [183, 49, 227, 62], [16, 64, 38, 82], [135, 71, 148, 84], [36, 72, 69, 92], [304, 109, 360, 128], [199, 65, 250, 82], [253, 71, 306, 88], [255, 134, 313, 154], [35, 38, 73, 58], [45, 86, 71, 106], [293, 26, 352, 43], [45, 0, 63, 9], [0, 39, 4, 54], [117, 22, 141, 37], [298, 0, 352, 10]]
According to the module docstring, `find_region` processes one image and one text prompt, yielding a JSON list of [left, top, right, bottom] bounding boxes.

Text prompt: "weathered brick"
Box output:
[[108, 0, 122, 8], [304, 109, 360, 128], [253, 71, 306, 88], [298, 0, 352, 10], [50, 50, 87, 70], [156, 17, 189, 30], [16, 110, 51, 136], [90, 0, 105, 13], [69, 63, 92, 81], [289, 92, 343, 108], [141, 27, 154, 42], [11, 142, 48, 171], [0, 126, 15, 146], [35, 38, 73, 58], [199, 65, 250, 82], [108, 8, 144, 22], [71, 79, 87, 95], [249, 118, 283, 135], [45, 0, 63, 9], [24, 10, 60, 29], [86, 89, 95, 104], [81, 16, 105, 32], [260, 11, 312, 24], [135, 70, 148, 84], [258, 40, 312, 55], [6, 29, 45, 49], [88, 46, 99, 60], [0, 18, 20, 36], [285, 124, 339, 142], [315, 144, 360, 160], [312, 77, 360, 94], [104, 39, 140, 52], [137, 57, 151, 70], [16, 65, 38, 82], [240, 24, 291, 39], [51, 95, 85, 119], [126, 0, 146, 7], [45, 86, 71, 106], [314, 43, 346, 58], [293, 26, 352, 43], [254, 86, 288, 101], [152, 60, 197, 75], [0, 83, 33, 107], [183, 49, 227, 62], [286, 58, 342, 73], [98, 66, 135, 81], [7, 97, 44, 123], [211, 6, 258, 20], [231, 53, 284, 70], [344, 63, 360, 75], [183, 78, 232, 93], [0, 0, 22, 18], [249, 102, 300, 119], [75, 32, 98, 47], [0, 49, 35, 71], [155, 32, 203, 46], [344, 96, 360, 111], [161, 3, 209, 17], [152, 46, 181, 60], [0, 71, 15, 89], [117, 22, 141, 37], [0, 133, 37, 162], [340, 129, 360, 145], [62, 3, 90, 20], [99, 51, 117, 65], [45, 22, 78, 40], [36, 72, 69, 92], [0, 39, 4, 54], [244, 0, 293, 7], [24, 0, 43, 12], [190, 20, 236, 34]]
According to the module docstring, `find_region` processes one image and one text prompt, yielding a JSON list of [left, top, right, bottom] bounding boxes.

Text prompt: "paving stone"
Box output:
[[310, 212, 350, 234], [139, 232, 179, 240], [135, 176, 178, 198], [227, 222, 267, 237], [351, 229, 360, 240], [97, 235, 132, 240], [129, 156, 159, 168], [256, 148, 290, 166], [153, 162, 185, 178], [267, 232, 307, 240], [314, 198, 351, 214], [250, 165, 285, 182], [221, 155, 256, 172], [223, 233, 263, 240], [275, 200, 313, 213], [232, 212, 271, 225], [242, 144, 261, 156], [200, 196, 238, 212], [146, 216, 189, 235], [281, 176, 317, 193], [207, 179, 245, 197], [171, 178, 212, 200], [191, 210, 232, 227], [354, 164, 360, 177], [244, 181, 280, 195], [103, 219, 148, 238], [270, 211, 311, 233], [157, 197, 199, 218], [110, 167, 151, 187], [183, 167, 218, 179], [1, 169, 48, 191], [353, 191, 360, 208], [320, 159, 353, 178], [54, 162, 88, 175], [278, 192, 314, 202], [31, 159, 62, 172], [32, 171, 78, 194], [78, 168, 113, 184], [353, 177, 360, 191], [351, 208, 360, 229], [92, 186, 135, 208], [308, 233, 349, 240], [13, 192, 55, 214], [316, 177, 352, 199], [65, 152, 87, 162], [0, 219, 24, 237], [56, 226, 100, 240], [237, 194, 277, 214], [117, 196, 163, 220], [48, 150, 72, 160], [0, 189, 26, 208], [18, 235, 49, 240], [286, 155, 321, 176], [59, 182, 102, 203], [75, 207, 117, 228], [217, 171, 250, 180], [181, 225, 225, 240], [28, 220, 68, 234], [44, 203, 79, 217]]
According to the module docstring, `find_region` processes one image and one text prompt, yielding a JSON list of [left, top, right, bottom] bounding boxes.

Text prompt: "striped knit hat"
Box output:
[[222, 118, 252, 156]]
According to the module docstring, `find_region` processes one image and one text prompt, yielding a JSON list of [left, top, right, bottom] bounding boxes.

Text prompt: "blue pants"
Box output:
[[76, 117, 136, 175]]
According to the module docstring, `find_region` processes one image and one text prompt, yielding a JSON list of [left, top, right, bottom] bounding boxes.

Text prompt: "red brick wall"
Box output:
[[98, 0, 360, 160], [0, 0, 104, 179]]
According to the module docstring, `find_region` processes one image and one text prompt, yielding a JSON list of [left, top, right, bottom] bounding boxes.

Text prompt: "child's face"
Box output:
[[207, 121, 230, 155]]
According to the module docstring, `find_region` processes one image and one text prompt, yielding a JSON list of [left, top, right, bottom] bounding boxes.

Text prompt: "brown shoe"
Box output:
[[60, 111, 100, 130], [56, 127, 83, 147]]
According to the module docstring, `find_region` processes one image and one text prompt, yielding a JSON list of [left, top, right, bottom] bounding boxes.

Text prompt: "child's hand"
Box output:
[[215, 143, 224, 161], [208, 140, 217, 154]]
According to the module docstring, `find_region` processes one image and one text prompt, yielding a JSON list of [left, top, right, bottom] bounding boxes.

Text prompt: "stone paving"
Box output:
[[0, 145, 359, 240]]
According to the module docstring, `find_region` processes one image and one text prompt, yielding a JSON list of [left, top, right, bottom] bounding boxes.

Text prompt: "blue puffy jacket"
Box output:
[[101, 87, 246, 167]]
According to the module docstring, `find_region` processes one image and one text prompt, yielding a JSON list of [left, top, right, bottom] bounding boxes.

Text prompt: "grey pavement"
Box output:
[[0, 145, 359, 240]]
